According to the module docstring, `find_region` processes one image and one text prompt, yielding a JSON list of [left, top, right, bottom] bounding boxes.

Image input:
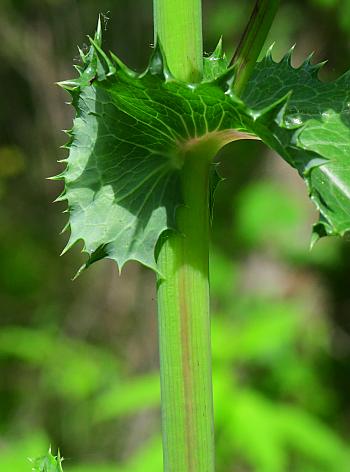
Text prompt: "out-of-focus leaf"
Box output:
[[30, 448, 63, 472], [0, 235, 45, 296], [64, 437, 162, 472], [212, 300, 302, 363], [235, 180, 342, 265], [214, 385, 350, 472], [0, 327, 118, 398], [0, 145, 25, 178], [209, 249, 238, 303], [120, 437, 162, 472], [236, 180, 307, 249], [0, 433, 48, 472], [93, 374, 160, 422]]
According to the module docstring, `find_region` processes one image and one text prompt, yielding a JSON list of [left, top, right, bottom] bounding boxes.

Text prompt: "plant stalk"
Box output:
[[157, 151, 214, 471], [154, 1, 215, 470], [231, 0, 280, 96], [154, 0, 280, 469], [153, 0, 203, 82]]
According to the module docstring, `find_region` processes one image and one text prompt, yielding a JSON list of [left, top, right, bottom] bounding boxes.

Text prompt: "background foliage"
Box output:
[[1, 1, 350, 471]]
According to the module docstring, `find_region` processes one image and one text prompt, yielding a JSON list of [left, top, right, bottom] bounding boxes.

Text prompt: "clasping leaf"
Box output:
[[56, 20, 350, 274]]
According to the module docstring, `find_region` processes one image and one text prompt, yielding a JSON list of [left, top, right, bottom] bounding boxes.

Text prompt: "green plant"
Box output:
[[55, 0, 350, 470], [30, 448, 63, 472]]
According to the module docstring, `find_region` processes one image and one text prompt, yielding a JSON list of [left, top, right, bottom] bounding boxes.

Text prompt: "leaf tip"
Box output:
[[60, 236, 78, 256], [282, 44, 296, 67], [56, 80, 80, 93], [211, 36, 223, 59], [265, 42, 275, 61], [95, 14, 103, 45]]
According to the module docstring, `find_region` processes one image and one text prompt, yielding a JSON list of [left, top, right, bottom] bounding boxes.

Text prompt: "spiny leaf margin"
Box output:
[[243, 45, 350, 241]]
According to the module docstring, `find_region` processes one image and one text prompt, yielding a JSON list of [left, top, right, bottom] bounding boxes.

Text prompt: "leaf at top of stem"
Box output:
[[29, 448, 64, 472], [56, 20, 350, 275]]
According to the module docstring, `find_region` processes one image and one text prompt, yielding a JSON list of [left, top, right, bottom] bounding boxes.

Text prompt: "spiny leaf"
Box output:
[[243, 48, 350, 238], [29, 448, 63, 472], [57, 22, 350, 274], [57, 26, 257, 274]]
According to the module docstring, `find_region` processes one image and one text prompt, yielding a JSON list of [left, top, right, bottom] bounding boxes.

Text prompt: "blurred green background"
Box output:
[[1, 0, 350, 470]]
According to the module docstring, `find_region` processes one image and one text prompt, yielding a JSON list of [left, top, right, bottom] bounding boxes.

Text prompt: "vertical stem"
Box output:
[[157, 152, 214, 471], [154, 1, 215, 471], [231, 0, 280, 96], [153, 0, 203, 82]]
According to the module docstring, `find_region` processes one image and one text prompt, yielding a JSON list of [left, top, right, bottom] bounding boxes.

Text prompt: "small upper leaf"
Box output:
[[29, 449, 63, 472], [57, 21, 350, 274]]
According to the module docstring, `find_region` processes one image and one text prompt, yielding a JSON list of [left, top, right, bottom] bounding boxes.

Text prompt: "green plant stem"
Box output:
[[153, 0, 203, 82], [157, 150, 214, 471], [231, 0, 280, 96], [154, 0, 215, 470]]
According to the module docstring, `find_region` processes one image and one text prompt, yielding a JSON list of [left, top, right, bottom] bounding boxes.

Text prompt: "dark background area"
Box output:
[[1, 0, 350, 470]]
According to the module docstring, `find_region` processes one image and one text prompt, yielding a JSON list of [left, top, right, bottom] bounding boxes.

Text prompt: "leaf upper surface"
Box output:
[[243, 52, 350, 238]]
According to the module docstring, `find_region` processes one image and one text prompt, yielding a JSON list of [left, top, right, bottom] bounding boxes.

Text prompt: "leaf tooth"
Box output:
[[56, 79, 80, 92], [60, 222, 70, 235], [56, 80, 73, 89], [309, 60, 328, 78], [95, 15, 103, 46], [60, 235, 79, 256], [78, 46, 87, 65], [47, 172, 66, 181], [214, 65, 235, 93], [63, 139, 74, 150], [72, 263, 87, 281], [109, 51, 138, 78], [71, 244, 110, 279], [73, 64, 84, 75], [310, 227, 321, 250], [148, 41, 163, 76], [251, 91, 292, 126], [302, 51, 315, 68], [63, 128, 73, 137], [311, 218, 332, 248], [53, 191, 67, 203], [210, 36, 223, 60], [281, 44, 296, 67], [88, 36, 116, 76], [263, 42, 275, 65], [56, 80, 79, 89], [148, 40, 174, 81], [299, 51, 327, 78], [61, 132, 74, 148]]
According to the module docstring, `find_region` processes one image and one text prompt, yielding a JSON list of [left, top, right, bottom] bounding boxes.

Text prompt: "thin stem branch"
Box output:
[[231, 0, 280, 96]]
